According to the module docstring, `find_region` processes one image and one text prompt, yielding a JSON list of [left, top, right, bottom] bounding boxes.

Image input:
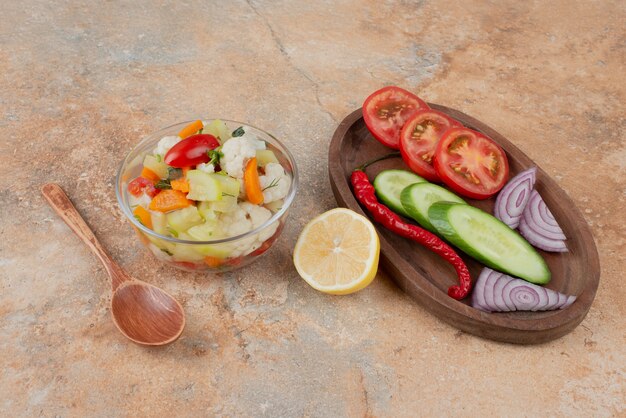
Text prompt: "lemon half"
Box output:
[[293, 208, 380, 295]]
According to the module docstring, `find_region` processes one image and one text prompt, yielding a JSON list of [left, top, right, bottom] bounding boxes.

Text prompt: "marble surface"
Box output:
[[1, 0, 624, 416]]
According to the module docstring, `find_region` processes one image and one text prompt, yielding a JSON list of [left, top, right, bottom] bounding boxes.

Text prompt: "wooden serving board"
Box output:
[[328, 105, 600, 344]]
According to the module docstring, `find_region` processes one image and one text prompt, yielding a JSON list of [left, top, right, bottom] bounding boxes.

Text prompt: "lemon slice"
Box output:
[[293, 208, 380, 295]]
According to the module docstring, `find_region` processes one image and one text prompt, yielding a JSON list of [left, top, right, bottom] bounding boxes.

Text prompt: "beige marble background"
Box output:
[[1, 0, 624, 416]]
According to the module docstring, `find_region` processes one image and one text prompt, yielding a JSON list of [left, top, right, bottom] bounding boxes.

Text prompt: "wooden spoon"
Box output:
[[41, 183, 185, 346]]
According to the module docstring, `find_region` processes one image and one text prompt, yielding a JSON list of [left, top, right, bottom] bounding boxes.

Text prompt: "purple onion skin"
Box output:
[[471, 268, 576, 312], [493, 167, 536, 229]]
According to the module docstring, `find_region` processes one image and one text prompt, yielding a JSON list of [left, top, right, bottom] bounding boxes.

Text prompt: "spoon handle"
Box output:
[[41, 183, 130, 290]]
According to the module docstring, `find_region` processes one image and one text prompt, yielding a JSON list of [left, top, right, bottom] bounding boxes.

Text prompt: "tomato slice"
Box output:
[[164, 134, 220, 168], [399, 109, 462, 182], [433, 127, 509, 199], [128, 177, 158, 198], [362, 86, 429, 149]]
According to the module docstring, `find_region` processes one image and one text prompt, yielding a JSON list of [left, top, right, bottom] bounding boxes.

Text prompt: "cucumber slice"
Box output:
[[146, 211, 175, 253], [166, 206, 203, 233], [256, 149, 279, 167], [187, 170, 222, 201], [197, 201, 219, 220], [209, 173, 240, 212], [204, 119, 230, 142], [187, 220, 221, 241], [400, 183, 466, 232], [142, 154, 169, 179], [150, 211, 168, 235], [373, 169, 426, 217], [428, 202, 551, 284], [179, 232, 233, 258], [168, 241, 206, 262]]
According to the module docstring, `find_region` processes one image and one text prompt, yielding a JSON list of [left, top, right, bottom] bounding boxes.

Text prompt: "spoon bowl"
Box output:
[[111, 282, 185, 345], [41, 183, 185, 346]]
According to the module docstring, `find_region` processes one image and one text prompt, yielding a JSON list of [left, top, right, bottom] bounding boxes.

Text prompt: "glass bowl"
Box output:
[[115, 119, 298, 272]]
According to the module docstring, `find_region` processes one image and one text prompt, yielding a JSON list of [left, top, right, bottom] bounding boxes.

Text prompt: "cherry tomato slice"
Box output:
[[164, 134, 220, 168], [400, 109, 462, 182], [433, 127, 509, 200], [362, 86, 429, 149], [128, 177, 158, 198]]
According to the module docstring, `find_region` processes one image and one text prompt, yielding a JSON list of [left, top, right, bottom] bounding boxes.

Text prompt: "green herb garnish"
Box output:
[[232, 126, 245, 137], [198, 128, 203, 134], [133, 214, 143, 225], [155, 180, 172, 189], [207, 149, 223, 166], [167, 227, 179, 238], [160, 248, 173, 256], [262, 178, 280, 191], [155, 154, 162, 162], [222, 192, 235, 198]]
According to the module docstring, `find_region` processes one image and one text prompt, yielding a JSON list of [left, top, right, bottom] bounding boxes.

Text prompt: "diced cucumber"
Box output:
[[151, 211, 168, 235], [210, 195, 238, 212], [265, 199, 284, 213], [142, 154, 169, 179], [210, 173, 240, 212], [179, 232, 233, 258], [168, 241, 206, 262], [373, 170, 426, 218], [166, 206, 203, 233], [204, 119, 230, 142], [212, 173, 240, 195], [256, 149, 279, 167], [187, 170, 222, 201], [197, 201, 219, 220], [428, 202, 551, 284], [400, 183, 466, 232], [187, 221, 221, 241], [146, 211, 175, 253]]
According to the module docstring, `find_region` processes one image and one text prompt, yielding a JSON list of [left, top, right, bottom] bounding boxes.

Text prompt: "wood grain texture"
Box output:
[[41, 183, 185, 346], [328, 107, 600, 344]]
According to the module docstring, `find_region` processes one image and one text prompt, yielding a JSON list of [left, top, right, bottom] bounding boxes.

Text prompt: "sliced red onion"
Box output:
[[519, 217, 567, 252], [554, 292, 572, 309], [524, 190, 566, 240], [493, 272, 514, 311], [471, 268, 576, 312], [471, 268, 492, 311], [562, 295, 576, 309], [493, 167, 536, 229], [518, 191, 568, 252], [510, 284, 540, 310], [484, 269, 497, 311], [545, 288, 559, 310]]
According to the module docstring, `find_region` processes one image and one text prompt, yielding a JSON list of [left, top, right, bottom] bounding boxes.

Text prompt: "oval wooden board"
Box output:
[[329, 105, 600, 344]]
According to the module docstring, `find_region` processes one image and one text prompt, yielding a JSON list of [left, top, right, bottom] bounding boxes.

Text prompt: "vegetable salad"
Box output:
[[127, 119, 291, 267]]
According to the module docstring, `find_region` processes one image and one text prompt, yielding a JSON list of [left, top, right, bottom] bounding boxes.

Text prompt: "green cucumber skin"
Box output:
[[428, 202, 551, 284], [400, 183, 466, 232], [373, 170, 425, 218]]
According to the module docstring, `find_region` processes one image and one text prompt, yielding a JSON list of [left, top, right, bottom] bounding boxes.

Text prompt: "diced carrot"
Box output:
[[148, 189, 192, 212], [170, 178, 189, 193], [133, 206, 153, 229], [140, 167, 161, 182], [178, 120, 203, 139], [244, 157, 264, 205], [204, 256, 225, 268]]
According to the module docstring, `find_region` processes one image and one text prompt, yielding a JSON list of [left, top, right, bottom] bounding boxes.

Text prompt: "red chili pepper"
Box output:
[[350, 164, 471, 300]]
